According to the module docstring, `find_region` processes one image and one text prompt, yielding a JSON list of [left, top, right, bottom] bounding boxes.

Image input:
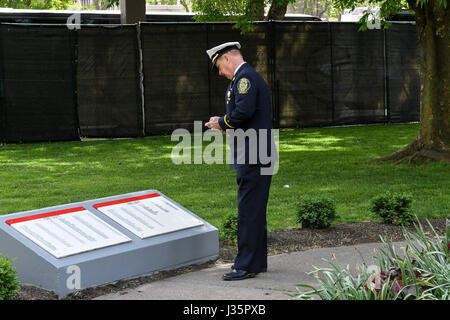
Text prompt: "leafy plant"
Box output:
[[222, 212, 238, 245], [370, 191, 414, 226], [297, 197, 337, 229], [293, 218, 450, 300], [0, 254, 20, 300]]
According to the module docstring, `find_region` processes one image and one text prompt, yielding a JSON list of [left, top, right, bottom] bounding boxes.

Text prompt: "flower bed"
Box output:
[[294, 218, 450, 300]]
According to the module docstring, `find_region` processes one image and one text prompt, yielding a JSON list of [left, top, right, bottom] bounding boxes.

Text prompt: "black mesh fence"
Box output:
[[77, 25, 143, 138], [0, 42, 3, 142], [0, 24, 79, 143], [385, 23, 420, 123], [0, 21, 421, 142], [140, 23, 210, 135], [330, 23, 386, 125], [140, 22, 272, 135], [275, 22, 333, 128]]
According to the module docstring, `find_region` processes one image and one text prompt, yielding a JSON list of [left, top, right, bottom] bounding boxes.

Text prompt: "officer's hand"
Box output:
[[205, 117, 224, 132]]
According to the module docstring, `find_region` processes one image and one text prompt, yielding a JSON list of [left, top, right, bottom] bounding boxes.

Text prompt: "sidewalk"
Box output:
[[95, 240, 407, 300]]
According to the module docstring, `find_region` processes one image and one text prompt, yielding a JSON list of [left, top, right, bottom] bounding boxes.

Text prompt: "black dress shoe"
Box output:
[[223, 269, 256, 281], [231, 265, 267, 273]]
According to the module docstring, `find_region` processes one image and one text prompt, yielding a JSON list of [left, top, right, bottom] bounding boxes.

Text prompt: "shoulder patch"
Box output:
[[237, 78, 251, 94]]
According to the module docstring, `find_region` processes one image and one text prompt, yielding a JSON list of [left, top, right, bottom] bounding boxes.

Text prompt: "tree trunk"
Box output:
[[267, 0, 288, 20], [247, 0, 265, 20], [373, 1, 450, 164]]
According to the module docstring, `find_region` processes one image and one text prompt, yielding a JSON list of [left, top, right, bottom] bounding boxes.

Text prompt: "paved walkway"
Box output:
[[95, 240, 407, 300]]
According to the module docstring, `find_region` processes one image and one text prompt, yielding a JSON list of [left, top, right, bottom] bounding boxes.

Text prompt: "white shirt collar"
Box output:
[[234, 62, 246, 76]]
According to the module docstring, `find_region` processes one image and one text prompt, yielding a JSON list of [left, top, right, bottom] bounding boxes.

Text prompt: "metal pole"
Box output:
[[383, 28, 390, 123]]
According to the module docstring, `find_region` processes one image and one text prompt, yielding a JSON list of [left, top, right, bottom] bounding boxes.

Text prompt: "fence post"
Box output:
[[137, 23, 146, 137], [328, 22, 335, 126], [206, 23, 212, 119], [70, 26, 81, 140], [269, 21, 280, 129], [383, 27, 390, 124]]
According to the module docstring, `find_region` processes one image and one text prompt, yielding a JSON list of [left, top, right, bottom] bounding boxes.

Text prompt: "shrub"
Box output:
[[370, 191, 414, 226], [0, 254, 20, 300], [294, 218, 450, 300], [297, 197, 337, 229], [222, 212, 238, 245]]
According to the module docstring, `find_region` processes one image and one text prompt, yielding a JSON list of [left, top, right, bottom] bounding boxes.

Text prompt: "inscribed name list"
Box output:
[[6, 207, 131, 258], [93, 193, 204, 239]]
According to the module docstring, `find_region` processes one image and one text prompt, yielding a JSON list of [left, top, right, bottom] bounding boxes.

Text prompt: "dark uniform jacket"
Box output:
[[217, 63, 275, 169]]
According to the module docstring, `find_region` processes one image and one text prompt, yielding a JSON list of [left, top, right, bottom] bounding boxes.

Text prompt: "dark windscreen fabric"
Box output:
[[385, 23, 420, 123], [275, 22, 333, 128], [0, 22, 421, 143], [0, 48, 4, 142], [331, 23, 386, 125], [140, 23, 210, 135], [0, 24, 79, 143], [77, 25, 143, 138]]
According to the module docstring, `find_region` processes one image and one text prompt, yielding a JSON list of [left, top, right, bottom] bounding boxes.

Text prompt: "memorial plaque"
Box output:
[[93, 193, 204, 239], [0, 190, 218, 297], [5, 206, 131, 258]]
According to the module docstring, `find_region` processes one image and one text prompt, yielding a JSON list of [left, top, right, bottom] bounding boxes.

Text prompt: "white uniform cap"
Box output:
[[206, 42, 241, 72]]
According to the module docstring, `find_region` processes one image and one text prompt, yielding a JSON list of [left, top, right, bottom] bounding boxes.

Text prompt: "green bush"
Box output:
[[370, 191, 414, 226], [294, 218, 450, 300], [297, 197, 337, 229], [0, 254, 20, 300], [222, 212, 238, 245]]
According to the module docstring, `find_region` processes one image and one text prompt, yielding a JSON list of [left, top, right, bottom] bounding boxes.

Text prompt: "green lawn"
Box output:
[[0, 123, 449, 237]]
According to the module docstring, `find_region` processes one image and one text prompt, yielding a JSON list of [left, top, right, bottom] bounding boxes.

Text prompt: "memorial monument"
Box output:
[[0, 190, 219, 297]]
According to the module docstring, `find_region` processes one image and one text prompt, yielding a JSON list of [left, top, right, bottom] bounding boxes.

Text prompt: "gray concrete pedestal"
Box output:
[[0, 190, 219, 297]]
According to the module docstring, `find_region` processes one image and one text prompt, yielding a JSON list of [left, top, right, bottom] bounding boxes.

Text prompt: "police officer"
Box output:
[[205, 42, 275, 281]]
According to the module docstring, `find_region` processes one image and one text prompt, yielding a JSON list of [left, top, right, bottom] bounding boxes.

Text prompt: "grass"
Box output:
[[0, 123, 449, 237]]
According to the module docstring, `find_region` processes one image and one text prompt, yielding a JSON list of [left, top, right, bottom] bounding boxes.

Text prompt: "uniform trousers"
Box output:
[[233, 164, 272, 274]]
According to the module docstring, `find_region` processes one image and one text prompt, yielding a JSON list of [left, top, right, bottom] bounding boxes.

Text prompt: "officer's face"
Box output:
[[216, 55, 234, 80]]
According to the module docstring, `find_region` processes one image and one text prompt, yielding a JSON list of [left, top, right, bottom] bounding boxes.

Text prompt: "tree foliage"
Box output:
[[288, 0, 342, 21], [0, 0, 73, 10], [191, 0, 410, 33], [103, 0, 119, 8], [191, 0, 447, 33], [334, 0, 408, 30], [192, 0, 296, 33]]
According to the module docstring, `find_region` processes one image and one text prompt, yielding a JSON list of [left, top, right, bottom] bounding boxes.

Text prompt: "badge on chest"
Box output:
[[227, 89, 232, 105], [238, 78, 251, 94]]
